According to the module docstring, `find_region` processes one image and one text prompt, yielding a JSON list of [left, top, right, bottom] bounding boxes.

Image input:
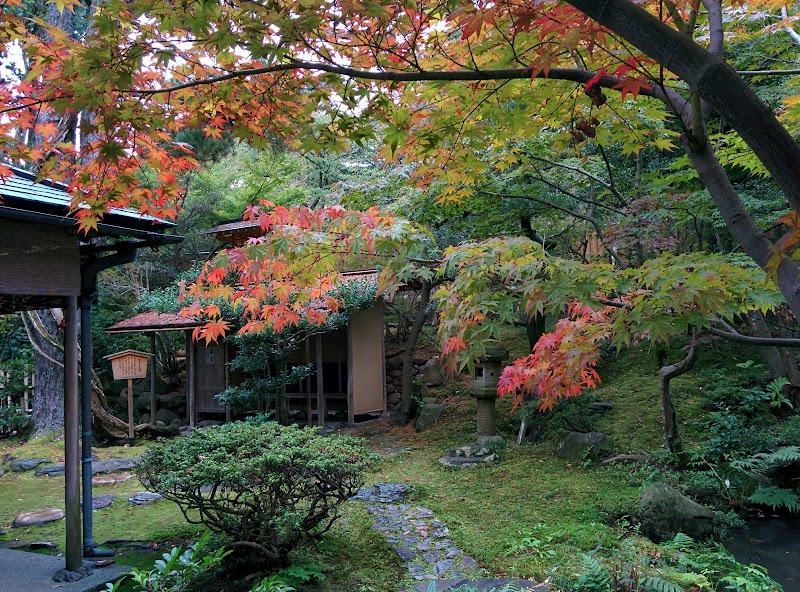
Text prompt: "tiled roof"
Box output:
[[105, 311, 202, 333]]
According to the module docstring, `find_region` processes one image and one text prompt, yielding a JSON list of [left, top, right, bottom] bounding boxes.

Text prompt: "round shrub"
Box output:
[[136, 419, 379, 566]]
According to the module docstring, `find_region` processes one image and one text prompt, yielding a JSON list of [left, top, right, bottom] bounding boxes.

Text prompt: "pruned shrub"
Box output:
[[136, 419, 379, 566]]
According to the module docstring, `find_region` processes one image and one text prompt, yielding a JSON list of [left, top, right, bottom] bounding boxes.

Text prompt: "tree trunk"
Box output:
[[749, 311, 791, 381], [567, 0, 800, 320], [21, 309, 65, 435], [525, 313, 546, 351], [398, 281, 432, 424], [658, 337, 699, 454]]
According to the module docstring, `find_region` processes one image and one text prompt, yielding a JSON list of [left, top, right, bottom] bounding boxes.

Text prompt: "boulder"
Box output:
[[158, 391, 186, 411], [388, 391, 401, 406], [588, 401, 614, 414], [415, 403, 445, 432], [640, 483, 715, 542], [554, 431, 612, 461], [12, 508, 64, 527], [155, 408, 180, 425], [9, 457, 51, 472]]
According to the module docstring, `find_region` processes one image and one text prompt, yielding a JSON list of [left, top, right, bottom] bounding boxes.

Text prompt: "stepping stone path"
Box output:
[[12, 508, 64, 528], [351, 483, 546, 591], [9, 457, 50, 471], [127, 492, 162, 505], [35, 456, 139, 477], [351, 483, 479, 583]]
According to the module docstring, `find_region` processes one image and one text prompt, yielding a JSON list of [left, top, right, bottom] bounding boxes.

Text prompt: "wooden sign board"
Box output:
[[105, 350, 151, 380]]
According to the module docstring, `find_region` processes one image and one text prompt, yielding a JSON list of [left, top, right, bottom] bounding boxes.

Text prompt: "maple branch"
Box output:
[[521, 152, 628, 207], [707, 326, 800, 348], [123, 61, 640, 97]]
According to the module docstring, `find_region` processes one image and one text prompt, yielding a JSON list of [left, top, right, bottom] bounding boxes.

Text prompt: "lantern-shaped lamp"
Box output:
[[467, 347, 508, 442]]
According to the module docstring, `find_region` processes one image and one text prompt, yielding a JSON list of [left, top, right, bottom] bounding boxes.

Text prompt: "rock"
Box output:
[[30, 541, 58, 550], [393, 546, 416, 561], [128, 492, 163, 505], [196, 419, 222, 428], [140, 413, 151, 424], [422, 397, 438, 405], [9, 457, 51, 471], [640, 482, 714, 542], [0, 468, 5, 477], [36, 457, 138, 477], [351, 482, 413, 503], [156, 420, 166, 427], [155, 408, 180, 424], [52, 561, 94, 583], [554, 431, 612, 461], [388, 391, 401, 405], [413, 357, 428, 366], [588, 401, 614, 414], [91, 495, 116, 510], [12, 508, 65, 527], [420, 359, 445, 386], [415, 403, 445, 432], [93, 473, 133, 486], [386, 357, 403, 371], [439, 445, 498, 469], [158, 391, 186, 411]]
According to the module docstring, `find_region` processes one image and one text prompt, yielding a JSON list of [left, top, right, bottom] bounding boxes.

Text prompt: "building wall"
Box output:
[[350, 301, 386, 415]]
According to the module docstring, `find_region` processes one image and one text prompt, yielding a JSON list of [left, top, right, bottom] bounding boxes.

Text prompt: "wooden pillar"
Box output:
[[186, 330, 196, 428], [315, 333, 325, 427], [224, 343, 231, 423], [149, 332, 157, 425], [347, 324, 354, 425], [305, 337, 312, 426], [63, 296, 81, 571]]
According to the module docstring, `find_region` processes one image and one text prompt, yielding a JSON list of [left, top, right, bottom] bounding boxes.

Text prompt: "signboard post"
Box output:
[[105, 350, 151, 441]]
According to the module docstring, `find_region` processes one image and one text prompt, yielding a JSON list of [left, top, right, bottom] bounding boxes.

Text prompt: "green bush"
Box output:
[[0, 405, 31, 437], [136, 419, 380, 566]]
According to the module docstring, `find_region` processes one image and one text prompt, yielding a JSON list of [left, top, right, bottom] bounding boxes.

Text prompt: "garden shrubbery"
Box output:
[[136, 419, 379, 566]]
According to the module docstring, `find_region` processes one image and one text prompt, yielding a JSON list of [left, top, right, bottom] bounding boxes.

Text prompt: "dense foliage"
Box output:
[[136, 420, 379, 566]]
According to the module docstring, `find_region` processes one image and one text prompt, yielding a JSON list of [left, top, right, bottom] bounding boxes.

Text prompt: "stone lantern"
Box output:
[[468, 347, 508, 443]]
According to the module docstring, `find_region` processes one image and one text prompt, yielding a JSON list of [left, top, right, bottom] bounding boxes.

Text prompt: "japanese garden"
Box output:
[[1, 1, 800, 591]]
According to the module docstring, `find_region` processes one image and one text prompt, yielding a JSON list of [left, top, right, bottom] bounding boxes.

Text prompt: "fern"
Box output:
[[641, 576, 685, 592], [664, 533, 695, 552], [731, 446, 800, 476], [747, 485, 800, 513], [576, 554, 613, 591]]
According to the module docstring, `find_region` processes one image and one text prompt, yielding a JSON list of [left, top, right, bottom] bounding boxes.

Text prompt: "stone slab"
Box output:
[[9, 458, 51, 472], [12, 508, 64, 528], [36, 457, 139, 478]]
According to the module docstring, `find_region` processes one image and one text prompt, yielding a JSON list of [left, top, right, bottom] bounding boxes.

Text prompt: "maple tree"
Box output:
[[6, 0, 800, 438]]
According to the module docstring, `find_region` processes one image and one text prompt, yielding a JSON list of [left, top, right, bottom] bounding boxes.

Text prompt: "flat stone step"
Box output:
[[36, 457, 139, 477], [411, 578, 547, 591]]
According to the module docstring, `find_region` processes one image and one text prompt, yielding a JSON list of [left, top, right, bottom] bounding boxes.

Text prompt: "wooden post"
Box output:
[[305, 337, 312, 426], [187, 330, 196, 428], [316, 333, 325, 427], [149, 332, 157, 425], [63, 296, 81, 572], [127, 377, 134, 440], [224, 343, 231, 423], [347, 324, 354, 425]]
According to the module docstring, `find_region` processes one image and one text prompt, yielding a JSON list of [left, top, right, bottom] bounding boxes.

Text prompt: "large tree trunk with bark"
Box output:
[[22, 309, 65, 435], [567, 0, 800, 320]]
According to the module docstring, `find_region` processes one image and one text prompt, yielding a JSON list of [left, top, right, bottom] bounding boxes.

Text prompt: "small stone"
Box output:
[[10, 457, 50, 471], [422, 550, 440, 563], [52, 561, 94, 583], [445, 547, 464, 558], [417, 541, 432, 552], [433, 559, 455, 575], [415, 507, 434, 519], [434, 539, 456, 549], [0, 468, 6, 477], [394, 546, 415, 561], [13, 508, 65, 527], [127, 492, 163, 505], [91, 495, 116, 510], [30, 541, 58, 550], [460, 556, 478, 569]]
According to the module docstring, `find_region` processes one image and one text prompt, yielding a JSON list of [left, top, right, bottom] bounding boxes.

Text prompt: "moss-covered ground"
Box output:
[[0, 337, 778, 591]]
